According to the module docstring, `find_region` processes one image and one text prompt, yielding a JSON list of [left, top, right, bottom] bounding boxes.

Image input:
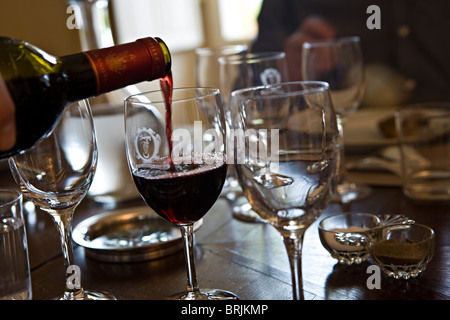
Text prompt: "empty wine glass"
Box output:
[[195, 45, 248, 202], [9, 100, 115, 300], [302, 36, 371, 204], [219, 51, 290, 222], [195, 44, 248, 89], [125, 87, 238, 300], [230, 81, 338, 300]]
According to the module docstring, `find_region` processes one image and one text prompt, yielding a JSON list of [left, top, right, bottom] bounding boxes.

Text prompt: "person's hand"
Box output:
[[0, 73, 16, 151], [284, 16, 336, 80]]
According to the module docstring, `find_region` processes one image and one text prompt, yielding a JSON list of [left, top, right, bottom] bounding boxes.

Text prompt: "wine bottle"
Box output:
[[68, 0, 163, 203], [0, 36, 171, 159]]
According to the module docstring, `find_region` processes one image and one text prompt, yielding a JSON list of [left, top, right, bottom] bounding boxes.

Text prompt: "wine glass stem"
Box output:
[[336, 115, 349, 185], [282, 232, 305, 300], [49, 207, 86, 300], [179, 223, 201, 297]]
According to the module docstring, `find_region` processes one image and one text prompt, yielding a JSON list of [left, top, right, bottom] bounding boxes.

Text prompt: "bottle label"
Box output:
[[83, 38, 166, 94]]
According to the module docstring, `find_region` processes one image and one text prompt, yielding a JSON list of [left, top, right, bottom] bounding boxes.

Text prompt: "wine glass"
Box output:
[[195, 45, 248, 201], [302, 36, 371, 204], [124, 87, 238, 300], [218, 51, 290, 222], [9, 100, 115, 300], [230, 81, 339, 300], [195, 44, 248, 88]]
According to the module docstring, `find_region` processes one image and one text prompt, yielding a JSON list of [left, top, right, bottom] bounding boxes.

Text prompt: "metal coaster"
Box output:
[[72, 206, 202, 263]]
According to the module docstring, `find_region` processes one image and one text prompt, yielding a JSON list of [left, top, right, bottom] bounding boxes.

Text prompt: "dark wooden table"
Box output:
[[1, 164, 449, 303]]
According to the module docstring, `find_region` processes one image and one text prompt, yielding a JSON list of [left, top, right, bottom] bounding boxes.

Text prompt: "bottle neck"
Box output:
[[62, 37, 171, 101]]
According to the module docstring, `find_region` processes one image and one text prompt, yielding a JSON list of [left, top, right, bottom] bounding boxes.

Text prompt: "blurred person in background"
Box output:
[[252, 0, 450, 107]]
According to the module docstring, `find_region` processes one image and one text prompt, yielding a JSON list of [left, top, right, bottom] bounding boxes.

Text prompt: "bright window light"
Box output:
[[218, 0, 262, 42], [112, 0, 204, 52]]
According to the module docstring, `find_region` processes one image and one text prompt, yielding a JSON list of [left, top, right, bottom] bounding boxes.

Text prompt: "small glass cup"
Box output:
[[368, 223, 435, 280], [318, 213, 381, 265], [0, 189, 32, 300]]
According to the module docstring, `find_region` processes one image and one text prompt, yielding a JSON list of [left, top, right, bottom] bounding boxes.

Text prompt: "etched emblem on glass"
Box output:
[[260, 68, 281, 85], [134, 127, 161, 163]]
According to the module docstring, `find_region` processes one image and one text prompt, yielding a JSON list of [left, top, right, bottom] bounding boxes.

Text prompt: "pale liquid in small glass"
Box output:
[[323, 226, 369, 252]]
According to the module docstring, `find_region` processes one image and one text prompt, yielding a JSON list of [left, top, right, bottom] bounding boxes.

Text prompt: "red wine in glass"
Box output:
[[132, 157, 227, 224], [159, 72, 175, 168]]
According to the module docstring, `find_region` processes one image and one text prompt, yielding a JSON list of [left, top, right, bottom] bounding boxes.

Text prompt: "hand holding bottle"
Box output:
[[0, 73, 15, 151]]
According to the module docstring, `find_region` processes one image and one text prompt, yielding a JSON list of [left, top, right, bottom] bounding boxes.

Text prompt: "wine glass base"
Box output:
[[232, 198, 264, 223], [60, 290, 117, 300], [170, 289, 239, 300], [333, 182, 372, 204], [84, 290, 117, 300]]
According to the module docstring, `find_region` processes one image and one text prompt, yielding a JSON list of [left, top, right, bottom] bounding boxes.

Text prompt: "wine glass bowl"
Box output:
[[9, 100, 115, 300], [302, 36, 370, 204], [230, 81, 338, 299], [195, 45, 249, 205], [218, 51, 290, 108], [302, 37, 364, 117], [219, 51, 290, 222], [125, 87, 238, 300], [195, 45, 248, 88]]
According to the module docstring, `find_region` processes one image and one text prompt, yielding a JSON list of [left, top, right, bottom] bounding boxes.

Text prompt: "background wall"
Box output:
[[0, 0, 257, 88], [0, 0, 81, 55]]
